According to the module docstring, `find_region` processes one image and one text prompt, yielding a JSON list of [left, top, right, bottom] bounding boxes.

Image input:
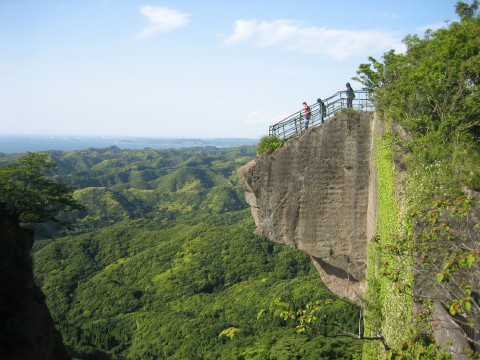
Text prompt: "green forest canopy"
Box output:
[[0, 146, 362, 360]]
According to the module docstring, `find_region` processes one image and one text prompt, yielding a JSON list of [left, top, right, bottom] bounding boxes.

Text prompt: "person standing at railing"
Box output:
[[346, 83, 355, 109], [303, 102, 311, 130], [317, 98, 326, 123]]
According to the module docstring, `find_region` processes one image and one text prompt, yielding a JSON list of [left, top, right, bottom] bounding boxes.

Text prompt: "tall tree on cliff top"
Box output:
[[0, 152, 84, 229], [354, 0, 480, 141]]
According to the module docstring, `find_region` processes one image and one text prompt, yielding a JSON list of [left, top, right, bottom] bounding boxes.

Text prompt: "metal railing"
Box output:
[[269, 90, 375, 139]]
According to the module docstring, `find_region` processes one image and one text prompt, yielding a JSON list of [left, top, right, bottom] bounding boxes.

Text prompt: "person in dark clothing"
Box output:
[[346, 83, 355, 109], [317, 98, 326, 123]]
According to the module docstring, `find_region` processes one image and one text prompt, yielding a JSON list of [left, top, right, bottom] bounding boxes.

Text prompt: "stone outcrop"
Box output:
[[0, 205, 71, 360], [238, 112, 379, 304]]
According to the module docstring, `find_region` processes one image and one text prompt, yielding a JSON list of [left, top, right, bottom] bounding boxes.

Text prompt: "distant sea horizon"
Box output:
[[0, 135, 258, 154]]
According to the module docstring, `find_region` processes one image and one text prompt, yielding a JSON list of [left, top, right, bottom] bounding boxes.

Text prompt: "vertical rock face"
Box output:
[[238, 112, 377, 304], [0, 205, 71, 360]]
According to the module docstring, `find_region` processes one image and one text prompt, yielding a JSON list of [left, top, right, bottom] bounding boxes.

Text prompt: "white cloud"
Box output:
[[134, 6, 190, 40], [224, 19, 404, 59], [223, 19, 258, 45]]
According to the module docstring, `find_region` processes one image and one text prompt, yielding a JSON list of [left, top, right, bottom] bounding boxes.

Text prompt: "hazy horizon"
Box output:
[[0, 134, 258, 140], [0, 134, 258, 154]]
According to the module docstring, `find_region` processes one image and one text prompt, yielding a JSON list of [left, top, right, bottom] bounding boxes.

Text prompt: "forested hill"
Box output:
[[0, 146, 362, 360], [32, 145, 256, 236]]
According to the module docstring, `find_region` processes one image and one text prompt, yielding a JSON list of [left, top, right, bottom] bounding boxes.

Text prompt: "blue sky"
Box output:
[[0, 0, 461, 139]]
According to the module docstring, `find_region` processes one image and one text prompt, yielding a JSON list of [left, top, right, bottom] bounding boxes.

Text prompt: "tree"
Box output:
[[353, 1, 480, 140], [456, 0, 479, 21], [0, 152, 84, 229]]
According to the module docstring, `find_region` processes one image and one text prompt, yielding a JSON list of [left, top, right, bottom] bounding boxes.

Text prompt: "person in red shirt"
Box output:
[[303, 102, 311, 130]]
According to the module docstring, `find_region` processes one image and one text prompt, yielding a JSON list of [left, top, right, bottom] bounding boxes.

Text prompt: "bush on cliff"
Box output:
[[257, 136, 285, 155]]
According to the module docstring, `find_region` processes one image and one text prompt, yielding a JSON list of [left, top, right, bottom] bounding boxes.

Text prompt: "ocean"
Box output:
[[0, 136, 258, 154]]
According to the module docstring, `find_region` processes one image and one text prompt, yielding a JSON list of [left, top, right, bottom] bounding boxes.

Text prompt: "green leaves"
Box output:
[[0, 152, 84, 228], [355, 7, 480, 141], [447, 296, 474, 316], [436, 272, 446, 282], [256, 136, 285, 155], [218, 327, 239, 339], [456, 0, 479, 21], [436, 249, 480, 283]]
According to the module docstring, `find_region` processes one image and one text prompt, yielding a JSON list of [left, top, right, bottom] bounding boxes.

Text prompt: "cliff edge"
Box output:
[[0, 204, 71, 360], [238, 112, 379, 304]]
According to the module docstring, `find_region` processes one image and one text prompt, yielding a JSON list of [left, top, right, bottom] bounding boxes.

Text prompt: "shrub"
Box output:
[[340, 108, 357, 115], [257, 136, 285, 155]]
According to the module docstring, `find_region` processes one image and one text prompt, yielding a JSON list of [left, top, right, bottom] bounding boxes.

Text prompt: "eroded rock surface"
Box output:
[[238, 112, 378, 303], [0, 204, 71, 360]]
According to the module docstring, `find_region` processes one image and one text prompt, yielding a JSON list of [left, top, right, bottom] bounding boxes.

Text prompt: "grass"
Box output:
[[363, 122, 414, 359]]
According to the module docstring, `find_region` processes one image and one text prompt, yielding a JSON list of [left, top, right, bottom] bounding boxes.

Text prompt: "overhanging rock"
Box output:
[[238, 112, 379, 304]]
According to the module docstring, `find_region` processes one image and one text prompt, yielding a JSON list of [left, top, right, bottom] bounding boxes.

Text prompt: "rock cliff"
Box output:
[[238, 112, 378, 304], [0, 205, 71, 360]]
